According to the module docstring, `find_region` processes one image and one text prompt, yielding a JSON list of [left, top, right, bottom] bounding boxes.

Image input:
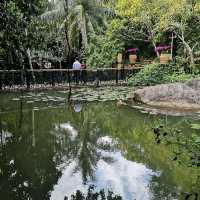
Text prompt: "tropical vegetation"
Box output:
[[1, 0, 200, 71]]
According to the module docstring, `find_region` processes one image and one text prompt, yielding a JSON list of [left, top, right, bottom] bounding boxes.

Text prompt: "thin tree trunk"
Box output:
[[26, 48, 35, 81], [25, 28, 35, 81], [170, 32, 174, 60], [182, 39, 194, 66], [8, 47, 14, 65], [176, 32, 195, 67], [64, 29, 71, 57], [152, 40, 160, 58], [188, 49, 194, 66], [64, 0, 71, 59], [80, 15, 88, 48]]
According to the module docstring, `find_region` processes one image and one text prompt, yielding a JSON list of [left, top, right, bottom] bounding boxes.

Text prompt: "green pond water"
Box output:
[[0, 88, 199, 200]]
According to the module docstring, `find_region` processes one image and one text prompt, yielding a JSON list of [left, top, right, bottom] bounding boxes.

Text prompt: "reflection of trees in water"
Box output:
[[66, 185, 122, 200], [53, 102, 116, 184], [76, 103, 200, 200], [1, 99, 198, 200], [0, 100, 62, 200]]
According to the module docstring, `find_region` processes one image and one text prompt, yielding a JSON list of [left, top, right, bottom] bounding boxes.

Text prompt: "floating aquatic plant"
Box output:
[[152, 121, 200, 167], [191, 124, 200, 130]]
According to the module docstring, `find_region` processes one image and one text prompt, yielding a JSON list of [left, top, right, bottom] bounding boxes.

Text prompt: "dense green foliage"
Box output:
[[1, 0, 200, 74], [0, 0, 48, 69], [83, 0, 200, 69], [128, 63, 195, 86], [85, 35, 123, 68]]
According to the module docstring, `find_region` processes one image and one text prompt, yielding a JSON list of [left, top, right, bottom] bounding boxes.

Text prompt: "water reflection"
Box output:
[[51, 103, 115, 185], [50, 102, 159, 200], [51, 150, 159, 200], [0, 101, 61, 199], [73, 103, 82, 113], [0, 92, 199, 200]]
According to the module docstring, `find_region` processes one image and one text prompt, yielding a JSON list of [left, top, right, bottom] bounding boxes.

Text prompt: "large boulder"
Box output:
[[130, 78, 200, 110], [186, 77, 200, 90]]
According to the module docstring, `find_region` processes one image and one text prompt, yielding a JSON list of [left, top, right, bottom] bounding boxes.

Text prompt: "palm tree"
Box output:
[[41, 0, 114, 57], [52, 103, 116, 184]]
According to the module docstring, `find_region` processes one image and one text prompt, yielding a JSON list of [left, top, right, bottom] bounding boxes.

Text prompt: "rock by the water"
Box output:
[[130, 78, 200, 111]]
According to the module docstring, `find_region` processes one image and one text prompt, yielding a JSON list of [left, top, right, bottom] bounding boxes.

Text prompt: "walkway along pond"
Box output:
[[0, 88, 199, 200], [0, 67, 143, 91]]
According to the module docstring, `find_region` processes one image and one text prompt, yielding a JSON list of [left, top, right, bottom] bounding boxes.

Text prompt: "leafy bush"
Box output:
[[192, 64, 200, 75], [175, 57, 200, 75], [85, 35, 124, 68], [128, 63, 195, 86], [152, 121, 200, 167]]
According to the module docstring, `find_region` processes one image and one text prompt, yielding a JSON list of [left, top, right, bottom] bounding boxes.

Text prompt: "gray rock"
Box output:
[[186, 77, 200, 90], [130, 78, 200, 110]]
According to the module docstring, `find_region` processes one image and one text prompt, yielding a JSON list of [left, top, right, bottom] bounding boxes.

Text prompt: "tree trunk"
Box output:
[[170, 32, 174, 60], [175, 31, 194, 67], [8, 47, 14, 66], [152, 40, 160, 58], [26, 48, 35, 82], [64, 29, 71, 57], [182, 40, 194, 66], [188, 49, 194, 66], [80, 16, 88, 48], [64, 0, 71, 60], [25, 28, 35, 81]]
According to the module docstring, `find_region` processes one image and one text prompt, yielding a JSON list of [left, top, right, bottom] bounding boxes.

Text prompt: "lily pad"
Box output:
[[27, 101, 34, 104], [33, 108, 39, 111], [12, 98, 20, 101], [195, 137, 200, 143], [191, 123, 200, 130]]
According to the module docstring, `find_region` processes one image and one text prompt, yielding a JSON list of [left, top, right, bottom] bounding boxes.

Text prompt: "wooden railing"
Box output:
[[0, 66, 144, 90]]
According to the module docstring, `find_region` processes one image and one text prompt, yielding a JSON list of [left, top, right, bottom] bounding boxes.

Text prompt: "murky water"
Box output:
[[0, 89, 199, 200]]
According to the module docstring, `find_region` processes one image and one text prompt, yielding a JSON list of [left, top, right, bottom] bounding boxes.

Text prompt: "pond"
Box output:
[[0, 87, 199, 200]]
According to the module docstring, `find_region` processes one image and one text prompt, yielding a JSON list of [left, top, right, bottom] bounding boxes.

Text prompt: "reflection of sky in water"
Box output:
[[1, 130, 13, 144], [54, 123, 78, 141], [50, 149, 159, 200], [50, 161, 87, 200]]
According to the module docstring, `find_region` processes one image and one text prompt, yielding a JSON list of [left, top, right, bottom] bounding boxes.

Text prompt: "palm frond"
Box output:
[[40, 0, 66, 21]]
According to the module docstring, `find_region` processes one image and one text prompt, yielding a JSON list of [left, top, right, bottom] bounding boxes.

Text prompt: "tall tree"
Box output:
[[41, 0, 112, 57], [1, 0, 48, 70], [162, 0, 200, 66]]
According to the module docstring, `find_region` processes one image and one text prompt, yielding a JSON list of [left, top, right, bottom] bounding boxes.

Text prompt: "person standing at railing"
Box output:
[[72, 58, 81, 84]]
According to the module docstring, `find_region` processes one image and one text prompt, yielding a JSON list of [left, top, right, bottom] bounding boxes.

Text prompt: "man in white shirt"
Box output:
[[73, 58, 81, 70], [72, 58, 81, 84]]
